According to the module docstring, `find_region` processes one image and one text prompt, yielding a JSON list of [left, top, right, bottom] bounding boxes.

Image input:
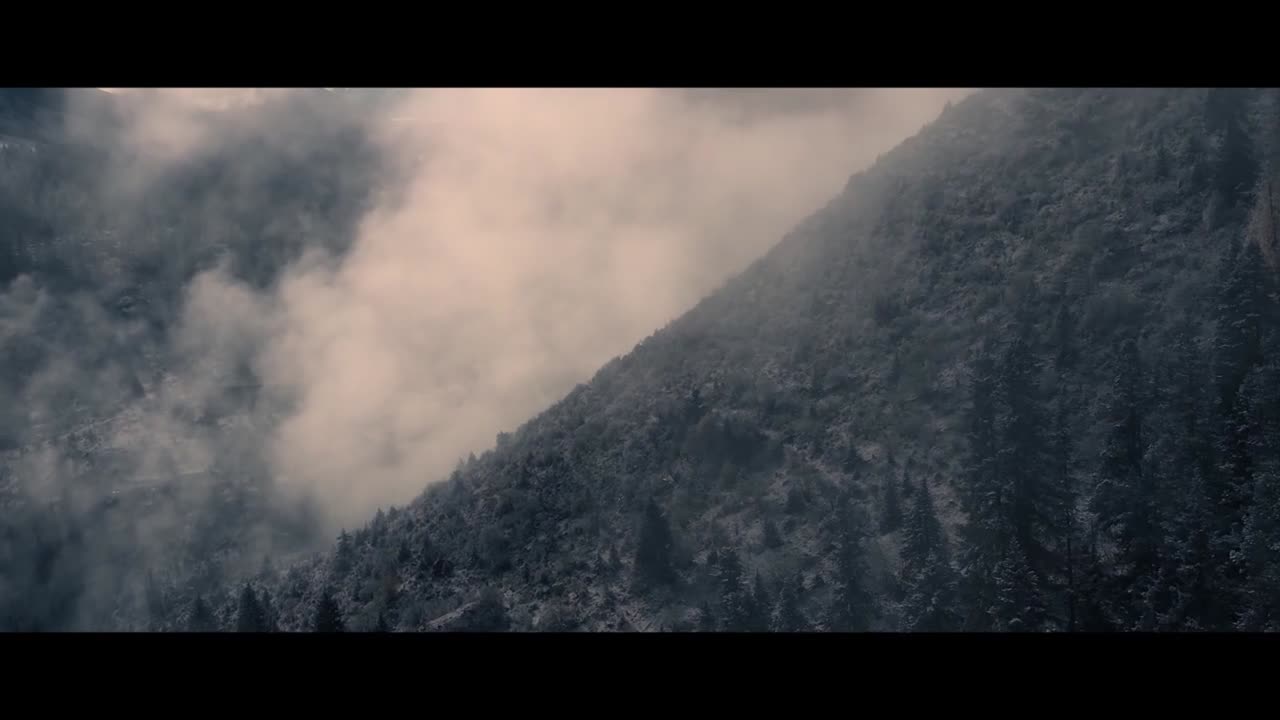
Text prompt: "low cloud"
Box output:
[[20, 87, 973, 528], [223, 87, 972, 525]]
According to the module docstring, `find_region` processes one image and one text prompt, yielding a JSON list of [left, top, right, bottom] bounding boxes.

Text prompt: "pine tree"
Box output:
[[901, 478, 948, 576], [990, 537, 1049, 632], [236, 584, 267, 632], [258, 554, 276, 583], [901, 456, 919, 500], [958, 343, 1008, 630], [1144, 320, 1218, 629], [879, 472, 902, 533], [762, 518, 783, 550], [748, 573, 772, 632], [772, 573, 806, 632], [1050, 395, 1081, 631], [633, 499, 676, 589], [334, 529, 354, 576], [145, 570, 166, 627], [1072, 538, 1115, 632], [829, 499, 874, 631], [1215, 115, 1259, 207], [898, 478, 960, 631], [260, 588, 279, 632], [1249, 174, 1280, 270], [1091, 339, 1159, 628], [698, 601, 717, 632], [416, 532, 435, 578], [1158, 465, 1216, 630], [186, 594, 216, 632], [715, 550, 750, 630], [312, 589, 346, 633], [997, 328, 1066, 576]]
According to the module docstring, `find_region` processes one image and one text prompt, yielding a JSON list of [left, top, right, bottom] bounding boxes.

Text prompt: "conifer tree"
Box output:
[[997, 328, 1065, 575], [748, 573, 772, 632], [829, 498, 873, 631], [715, 550, 749, 630], [958, 344, 1005, 630], [313, 589, 346, 633], [762, 518, 783, 550], [260, 588, 279, 632], [773, 573, 806, 632], [145, 570, 166, 627], [879, 472, 902, 533], [633, 499, 676, 589], [236, 584, 266, 633], [186, 594, 216, 632], [698, 601, 717, 632], [898, 478, 960, 631], [990, 537, 1049, 632], [1091, 340, 1159, 628], [334, 529, 354, 576]]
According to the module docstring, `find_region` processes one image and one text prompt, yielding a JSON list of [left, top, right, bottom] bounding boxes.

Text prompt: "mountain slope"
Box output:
[[177, 88, 1280, 631]]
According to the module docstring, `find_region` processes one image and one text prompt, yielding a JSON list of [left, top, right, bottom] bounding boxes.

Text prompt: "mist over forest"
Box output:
[[4, 87, 1280, 633]]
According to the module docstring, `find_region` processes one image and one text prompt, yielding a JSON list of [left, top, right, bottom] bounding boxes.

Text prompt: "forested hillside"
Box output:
[[174, 88, 1280, 632]]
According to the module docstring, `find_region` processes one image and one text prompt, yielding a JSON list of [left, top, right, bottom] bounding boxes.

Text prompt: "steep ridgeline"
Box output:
[[188, 88, 1280, 633]]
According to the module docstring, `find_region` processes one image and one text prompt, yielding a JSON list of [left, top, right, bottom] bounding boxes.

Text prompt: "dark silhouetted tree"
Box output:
[[773, 573, 806, 632], [312, 589, 346, 633], [880, 473, 902, 533], [715, 550, 750, 630], [698, 601, 717, 632], [990, 537, 1049, 632], [829, 498, 874, 631], [260, 588, 279, 632], [1210, 101, 1259, 207], [186, 595, 216, 632], [145, 570, 166, 627], [762, 518, 783, 549], [958, 345, 1004, 630], [236, 584, 267, 632], [998, 327, 1066, 578], [748, 573, 772, 632], [633, 499, 676, 589], [334, 529, 354, 576], [898, 479, 960, 631], [1091, 340, 1160, 629]]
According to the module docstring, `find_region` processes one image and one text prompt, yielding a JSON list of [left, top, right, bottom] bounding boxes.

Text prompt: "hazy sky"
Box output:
[[89, 87, 973, 526]]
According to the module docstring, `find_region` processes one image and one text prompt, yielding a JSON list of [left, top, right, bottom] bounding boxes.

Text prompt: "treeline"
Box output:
[[176, 584, 351, 632]]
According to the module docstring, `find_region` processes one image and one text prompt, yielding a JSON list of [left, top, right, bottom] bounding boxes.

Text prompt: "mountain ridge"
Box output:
[[172, 87, 1280, 633]]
